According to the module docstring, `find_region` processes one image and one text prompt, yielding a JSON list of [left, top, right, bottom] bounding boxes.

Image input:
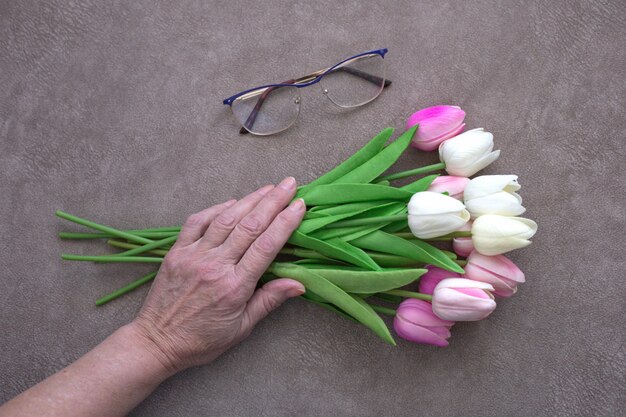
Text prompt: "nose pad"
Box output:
[[322, 88, 329, 95]]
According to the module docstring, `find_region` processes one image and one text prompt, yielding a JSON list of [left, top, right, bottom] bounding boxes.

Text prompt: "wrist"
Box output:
[[117, 322, 182, 380]]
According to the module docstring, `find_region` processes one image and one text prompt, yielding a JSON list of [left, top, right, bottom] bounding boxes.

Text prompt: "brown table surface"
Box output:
[[1, 1, 624, 416]]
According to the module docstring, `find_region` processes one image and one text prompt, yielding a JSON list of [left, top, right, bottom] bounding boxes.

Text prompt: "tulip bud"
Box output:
[[406, 105, 466, 151], [418, 265, 462, 295], [432, 278, 497, 321], [452, 221, 474, 257], [439, 128, 500, 177], [427, 175, 470, 200], [463, 175, 525, 218], [464, 251, 525, 297], [393, 299, 454, 347], [407, 191, 470, 239], [472, 214, 538, 256]]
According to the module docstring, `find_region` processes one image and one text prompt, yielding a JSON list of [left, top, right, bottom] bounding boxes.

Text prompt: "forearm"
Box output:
[[0, 323, 174, 417]]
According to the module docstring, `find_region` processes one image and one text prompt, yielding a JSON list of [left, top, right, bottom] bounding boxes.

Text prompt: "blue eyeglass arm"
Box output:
[[224, 48, 391, 134]]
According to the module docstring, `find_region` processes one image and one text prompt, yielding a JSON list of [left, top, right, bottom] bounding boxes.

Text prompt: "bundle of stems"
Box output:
[[58, 126, 467, 345]]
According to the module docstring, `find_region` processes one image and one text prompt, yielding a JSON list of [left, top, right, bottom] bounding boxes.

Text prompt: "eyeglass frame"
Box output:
[[222, 48, 391, 135]]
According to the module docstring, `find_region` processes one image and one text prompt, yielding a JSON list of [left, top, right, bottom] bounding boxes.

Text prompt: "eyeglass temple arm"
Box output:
[[239, 68, 392, 135], [334, 66, 392, 88]]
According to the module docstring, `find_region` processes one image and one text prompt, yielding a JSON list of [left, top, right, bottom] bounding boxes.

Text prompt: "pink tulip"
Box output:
[[393, 299, 454, 347], [427, 175, 470, 200], [432, 278, 496, 321], [406, 105, 466, 151], [453, 221, 474, 257], [418, 265, 462, 295], [464, 251, 525, 297]]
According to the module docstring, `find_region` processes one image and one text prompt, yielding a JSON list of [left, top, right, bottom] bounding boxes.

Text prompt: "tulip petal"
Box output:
[[408, 191, 468, 215], [465, 192, 526, 217], [398, 300, 455, 327], [431, 280, 497, 321], [450, 150, 500, 177], [418, 265, 462, 295], [454, 287, 492, 299], [468, 252, 526, 283], [394, 315, 451, 346], [463, 175, 520, 201], [453, 237, 474, 257], [428, 176, 470, 200]]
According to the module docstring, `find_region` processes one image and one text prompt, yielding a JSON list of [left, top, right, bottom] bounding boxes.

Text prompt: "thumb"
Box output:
[[242, 278, 305, 333]]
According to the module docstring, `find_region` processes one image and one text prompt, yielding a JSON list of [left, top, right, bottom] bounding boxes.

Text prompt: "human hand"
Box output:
[[130, 177, 306, 374]]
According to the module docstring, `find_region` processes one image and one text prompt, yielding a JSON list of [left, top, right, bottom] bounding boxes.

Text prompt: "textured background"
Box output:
[[1, 0, 625, 416]]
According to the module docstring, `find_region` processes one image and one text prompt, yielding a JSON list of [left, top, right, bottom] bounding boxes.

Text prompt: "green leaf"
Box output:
[[311, 223, 389, 241], [303, 127, 394, 189], [381, 220, 409, 234], [350, 231, 465, 273], [288, 231, 380, 271], [400, 174, 439, 193], [298, 265, 426, 294], [326, 238, 381, 271], [269, 263, 395, 345], [300, 184, 414, 206], [309, 201, 387, 216], [332, 126, 417, 184], [297, 202, 401, 234], [361, 251, 424, 268]]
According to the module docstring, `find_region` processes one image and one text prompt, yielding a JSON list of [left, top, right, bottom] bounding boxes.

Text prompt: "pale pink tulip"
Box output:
[[453, 221, 474, 257], [432, 278, 496, 321], [406, 105, 466, 151], [464, 251, 525, 297], [393, 299, 454, 347], [418, 265, 462, 295], [427, 176, 470, 200]]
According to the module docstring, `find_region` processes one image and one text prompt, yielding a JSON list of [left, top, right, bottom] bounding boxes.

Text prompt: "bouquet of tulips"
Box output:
[[58, 105, 537, 347]]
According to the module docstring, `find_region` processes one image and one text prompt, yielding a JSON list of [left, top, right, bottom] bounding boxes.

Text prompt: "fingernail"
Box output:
[[286, 284, 306, 297], [258, 185, 274, 195], [225, 199, 237, 207], [278, 176, 296, 191], [288, 198, 306, 213]]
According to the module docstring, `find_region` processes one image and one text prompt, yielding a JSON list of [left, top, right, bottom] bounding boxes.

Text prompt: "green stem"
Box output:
[[382, 290, 432, 301], [116, 235, 178, 257], [129, 226, 181, 233], [456, 259, 467, 267], [107, 240, 170, 257], [377, 162, 445, 182], [61, 254, 163, 263], [393, 231, 472, 240], [59, 231, 179, 240], [55, 211, 153, 245], [369, 304, 396, 316], [279, 247, 334, 261], [95, 271, 158, 306], [326, 214, 407, 229]]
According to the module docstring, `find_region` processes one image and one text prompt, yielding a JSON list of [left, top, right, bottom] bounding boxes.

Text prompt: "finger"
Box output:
[[235, 198, 305, 282], [221, 177, 298, 261], [175, 200, 237, 247], [241, 278, 305, 333], [198, 184, 274, 250]]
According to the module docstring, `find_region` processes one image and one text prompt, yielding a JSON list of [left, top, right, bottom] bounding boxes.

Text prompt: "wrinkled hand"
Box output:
[[131, 177, 306, 373]]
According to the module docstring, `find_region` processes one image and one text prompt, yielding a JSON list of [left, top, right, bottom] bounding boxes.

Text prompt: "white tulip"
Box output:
[[439, 128, 500, 177], [463, 175, 526, 218], [471, 214, 538, 255], [432, 278, 497, 321], [407, 191, 470, 239]]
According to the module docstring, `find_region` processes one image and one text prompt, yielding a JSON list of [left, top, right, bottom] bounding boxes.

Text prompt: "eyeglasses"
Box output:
[[223, 48, 391, 136]]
